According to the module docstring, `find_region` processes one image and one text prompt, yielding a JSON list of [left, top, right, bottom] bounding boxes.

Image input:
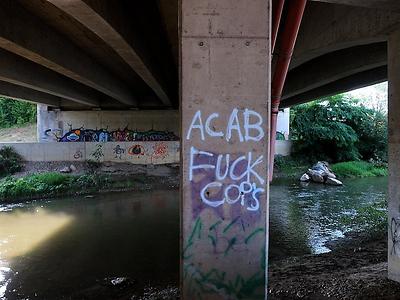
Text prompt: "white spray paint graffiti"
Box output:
[[186, 108, 266, 212]]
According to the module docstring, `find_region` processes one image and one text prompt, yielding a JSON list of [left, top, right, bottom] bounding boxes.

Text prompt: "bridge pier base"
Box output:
[[180, 0, 271, 298], [388, 28, 400, 282]]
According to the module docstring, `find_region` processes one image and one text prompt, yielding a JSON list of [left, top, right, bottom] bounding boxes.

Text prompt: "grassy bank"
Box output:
[[0, 172, 171, 203], [330, 161, 387, 178], [274, 156, 387, 179]]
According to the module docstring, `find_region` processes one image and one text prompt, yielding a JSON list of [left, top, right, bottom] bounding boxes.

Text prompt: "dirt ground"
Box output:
[[74, 233, 399, 300], [0, 123, 36, 142], [268, 233, 400, 300]]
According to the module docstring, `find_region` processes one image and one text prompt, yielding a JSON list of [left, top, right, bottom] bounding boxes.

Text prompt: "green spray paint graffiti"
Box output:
[[183, 217, 265, 299]]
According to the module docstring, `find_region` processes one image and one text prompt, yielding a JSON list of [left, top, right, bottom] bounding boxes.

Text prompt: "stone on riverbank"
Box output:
[[301, 161, 342, 185]]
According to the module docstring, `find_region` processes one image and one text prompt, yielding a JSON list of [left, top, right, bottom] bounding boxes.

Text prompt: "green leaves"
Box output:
[[291, 94, 387, 162], [0, 97, 36, 128], [0, 146, 23, 177]]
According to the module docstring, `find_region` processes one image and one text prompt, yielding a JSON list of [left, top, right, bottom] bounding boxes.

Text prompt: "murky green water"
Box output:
[[0, 177, 387, 299], [269, 177, 387, 259]]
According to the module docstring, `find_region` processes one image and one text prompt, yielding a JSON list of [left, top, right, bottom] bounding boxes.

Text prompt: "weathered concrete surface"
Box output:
[[0, 141, 179, 165], [37, 105, 61, 143], [0, 0, 136, 106], [277, 2, 400, 106], [0, 48, 100, 107], [283, 43, 387, 101], [388, 29, 400, 283], [37, 109, 179, 142], [282, 65, 387, 108], [181, 0, 270, 298], [47, 0, 172, 106], [0, 81, 74, 108], [275, 140, 292, 157], [311, 0, 400, 11], [291, 3, 400, 69]]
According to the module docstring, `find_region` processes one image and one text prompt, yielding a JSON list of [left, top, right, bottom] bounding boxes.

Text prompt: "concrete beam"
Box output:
[[1, 0, 137, 106], [283, 43, 387, 100], [291, 2, 400, 69], [281, 66, 387, 107], [0, 49, 100, 107], [311, 0, 400, 11], [47, 0, 172, 106], [0, 80, 77, 107]]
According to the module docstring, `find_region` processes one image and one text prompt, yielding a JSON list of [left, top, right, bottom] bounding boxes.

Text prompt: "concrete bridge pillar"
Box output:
[[37, 104, 61, 142], [388, 28, 400, 282], [181, 0, 271, 298]]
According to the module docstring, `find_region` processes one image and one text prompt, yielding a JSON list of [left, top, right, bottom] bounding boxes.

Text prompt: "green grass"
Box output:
[[0, 172, 157, 203], [331, 161, 388, 178], [0, 173, 111, 202]]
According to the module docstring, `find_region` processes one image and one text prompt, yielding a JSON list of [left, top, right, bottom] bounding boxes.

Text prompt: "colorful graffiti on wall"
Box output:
[[57, 126, 179, 142]]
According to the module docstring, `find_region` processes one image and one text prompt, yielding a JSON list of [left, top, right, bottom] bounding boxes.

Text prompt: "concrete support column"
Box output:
[[388, 29, 400, 281], [181, 1, 271, 298], [37, 104, 61, 142]]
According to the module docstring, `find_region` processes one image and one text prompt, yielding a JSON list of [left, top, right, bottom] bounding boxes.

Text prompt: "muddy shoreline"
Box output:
[[67, 232, 397, 300], [268, 232, 400, 300]]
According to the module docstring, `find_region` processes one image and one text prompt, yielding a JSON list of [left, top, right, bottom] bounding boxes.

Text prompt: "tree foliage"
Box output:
[[0, 97, 37, 128], [291, 94, 387, 162], [0, 146, 23, 177]]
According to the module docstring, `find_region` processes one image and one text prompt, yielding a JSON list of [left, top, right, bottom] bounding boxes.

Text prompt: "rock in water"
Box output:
[[300, 173, 310, 182], [326, 177, 343, 186], [69, 164, 77, 172], [311, 173, 324, 183]]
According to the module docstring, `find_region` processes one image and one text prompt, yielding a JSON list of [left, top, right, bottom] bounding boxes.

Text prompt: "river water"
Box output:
[[0, 177, 387, 299]]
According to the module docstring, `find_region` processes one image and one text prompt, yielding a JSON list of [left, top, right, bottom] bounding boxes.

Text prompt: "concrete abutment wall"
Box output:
[[36, 105, 179, 142]]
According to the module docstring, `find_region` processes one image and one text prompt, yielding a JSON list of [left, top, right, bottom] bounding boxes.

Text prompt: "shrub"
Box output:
[[0, 173, 113, 201], [0, 97, 36, 128], [291, 94, 387, 163], [0, 146, 23, 177]]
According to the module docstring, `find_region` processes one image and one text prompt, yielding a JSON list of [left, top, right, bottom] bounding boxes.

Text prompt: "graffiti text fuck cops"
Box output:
[[186, 108, 266, 212]]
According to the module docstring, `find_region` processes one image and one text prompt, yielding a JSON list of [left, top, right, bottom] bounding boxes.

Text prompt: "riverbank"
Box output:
[[274, 156, 387, 180], [268, 232, 400, 300], [67, 232, 398, 300], [0, 162, 179, 203]]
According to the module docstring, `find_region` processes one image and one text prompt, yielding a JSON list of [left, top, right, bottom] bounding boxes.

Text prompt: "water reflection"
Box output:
[[0, 177, 387, 298], [0, 191, 179, 299], [269, 177, 387, 259]]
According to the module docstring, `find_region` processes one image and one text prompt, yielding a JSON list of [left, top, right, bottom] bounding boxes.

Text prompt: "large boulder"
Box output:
[[311, 172, 324, 183], [301, 161, 341, 185]]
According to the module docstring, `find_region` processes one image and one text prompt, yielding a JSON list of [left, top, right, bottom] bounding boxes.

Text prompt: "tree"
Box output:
[[290, 94, 387, 162], [0, 97, 37, 128]]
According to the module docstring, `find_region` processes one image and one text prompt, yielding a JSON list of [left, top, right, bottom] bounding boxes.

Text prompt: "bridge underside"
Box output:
[[2, 0, 400, 298], [0, 1, 398, 111], [0, 0, 178, 110]]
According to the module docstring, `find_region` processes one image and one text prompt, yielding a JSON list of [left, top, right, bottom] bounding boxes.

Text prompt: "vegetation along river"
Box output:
[[0, 177, 387, 299]]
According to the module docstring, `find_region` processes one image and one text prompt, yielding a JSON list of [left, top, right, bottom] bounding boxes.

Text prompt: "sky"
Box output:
[[346, 82, 388, 113]]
